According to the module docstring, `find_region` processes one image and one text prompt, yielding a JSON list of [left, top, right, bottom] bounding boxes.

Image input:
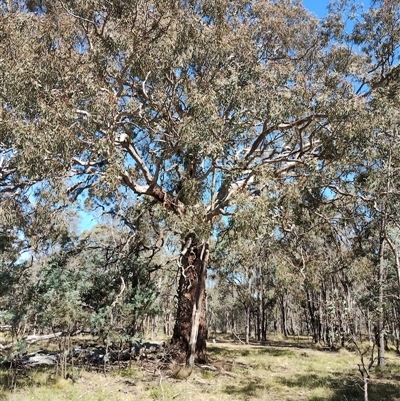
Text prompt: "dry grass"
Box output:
[[1, 336, 400, 401]]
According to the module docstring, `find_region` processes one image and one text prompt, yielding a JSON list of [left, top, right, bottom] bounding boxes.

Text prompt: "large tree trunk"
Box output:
[[171, 235, 208, 365]]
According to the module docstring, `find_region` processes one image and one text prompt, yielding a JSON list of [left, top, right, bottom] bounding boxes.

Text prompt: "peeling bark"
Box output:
[[171, 235, 208, 364]]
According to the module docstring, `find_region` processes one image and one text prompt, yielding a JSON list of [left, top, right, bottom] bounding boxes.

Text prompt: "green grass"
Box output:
[[1, 337, 400, 400]]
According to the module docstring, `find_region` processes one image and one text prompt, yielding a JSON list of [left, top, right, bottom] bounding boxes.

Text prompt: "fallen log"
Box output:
[[22, 354, 58, 367], [0, 332, 63, 350], [1, 339, 168, 369]]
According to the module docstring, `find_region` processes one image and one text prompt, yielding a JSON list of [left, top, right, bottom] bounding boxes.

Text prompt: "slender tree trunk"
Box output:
[[366, 309, 372, 342], [171, 235, 209, 365], [164, 312, 170, 336], [363, 377, 369, 401], [245, 304, 251, 344], [281, 294, 288, 337], [260, 273, 267, 341], [306, 289, 320, 343], [261, 302, 267, 341], [393, 306, 400, 353], [319, 291, 326, 344], [377, 232, 386, 366]]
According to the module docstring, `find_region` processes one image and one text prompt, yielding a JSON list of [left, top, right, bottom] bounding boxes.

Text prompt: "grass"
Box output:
[[1, 336, 400, 400]]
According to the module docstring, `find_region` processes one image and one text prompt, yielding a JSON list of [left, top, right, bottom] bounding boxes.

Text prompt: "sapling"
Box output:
[[351, 336, 376, 401]]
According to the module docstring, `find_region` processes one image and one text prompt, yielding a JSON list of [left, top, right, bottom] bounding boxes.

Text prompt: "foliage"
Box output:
[[2, 0, 400, 382], [0, 224, 162, 350]]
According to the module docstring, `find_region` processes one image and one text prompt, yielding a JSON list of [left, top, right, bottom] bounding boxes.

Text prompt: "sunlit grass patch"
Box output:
[[0, 338, 400, 401], [146, 382, 175, 400], [308, 385, 335, 401], [374, 355, 400, 377]]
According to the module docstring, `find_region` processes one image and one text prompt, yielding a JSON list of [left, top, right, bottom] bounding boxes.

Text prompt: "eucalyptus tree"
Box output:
[[329, 127, 400, 365], [215, 236, 260, 344], [319, 0, 400, 365], [2, 0, 398, 363]]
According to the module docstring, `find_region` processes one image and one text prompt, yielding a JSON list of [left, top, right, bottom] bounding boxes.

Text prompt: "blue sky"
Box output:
[[303, 0, 371, 17], [303, 0, 330, 17]]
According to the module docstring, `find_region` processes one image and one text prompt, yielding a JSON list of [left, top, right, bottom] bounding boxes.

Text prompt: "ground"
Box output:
[[1, 336, 400, 401]]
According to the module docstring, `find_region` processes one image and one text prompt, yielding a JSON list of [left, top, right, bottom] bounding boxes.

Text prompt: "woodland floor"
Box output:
[[1, 335, 400, 401]]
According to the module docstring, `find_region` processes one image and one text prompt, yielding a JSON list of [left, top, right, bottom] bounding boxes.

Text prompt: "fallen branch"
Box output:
[[231, 330, 245, 344]]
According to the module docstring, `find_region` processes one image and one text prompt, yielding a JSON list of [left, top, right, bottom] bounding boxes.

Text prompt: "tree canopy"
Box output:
[[0, 0, 367, 230], [2, 0, 400, 368]]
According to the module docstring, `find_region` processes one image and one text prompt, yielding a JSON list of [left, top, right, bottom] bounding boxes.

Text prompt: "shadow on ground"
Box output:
[[212, 336, 341, 352], [209, 344, 296, 358], [218, 362, 400, 401], [280, 372, 400, 401], [223, 379, 268, 398]]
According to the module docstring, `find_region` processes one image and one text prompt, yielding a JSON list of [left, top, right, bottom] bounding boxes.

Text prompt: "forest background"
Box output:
[[2, 0, 400, 392]]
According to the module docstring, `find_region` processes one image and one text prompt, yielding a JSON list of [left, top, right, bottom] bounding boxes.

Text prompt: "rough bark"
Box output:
[[171, 235, 208, 364], [187, 243, 209, 366]]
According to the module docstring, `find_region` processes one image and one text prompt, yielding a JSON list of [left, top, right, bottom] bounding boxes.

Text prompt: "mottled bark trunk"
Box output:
[[171, 235, 208, 365]]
